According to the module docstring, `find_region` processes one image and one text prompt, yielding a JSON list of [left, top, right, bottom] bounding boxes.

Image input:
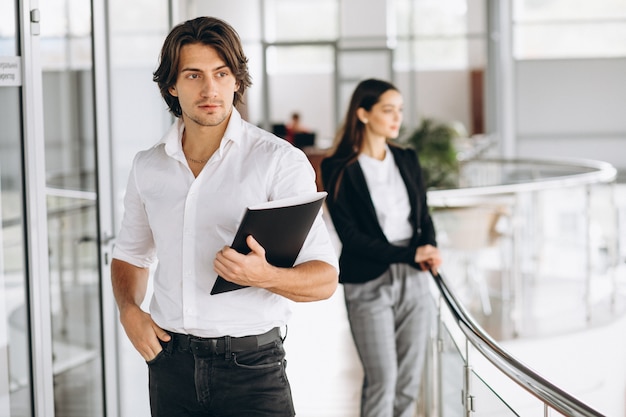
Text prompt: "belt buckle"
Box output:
[[189, 338, 218, 357]]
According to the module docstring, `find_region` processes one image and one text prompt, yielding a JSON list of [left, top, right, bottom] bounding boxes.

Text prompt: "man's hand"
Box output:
[[119, 304, 171, 362], [213, 235, 338, 301], [213, 235, 275, 289], [414, 244, 442, 274]]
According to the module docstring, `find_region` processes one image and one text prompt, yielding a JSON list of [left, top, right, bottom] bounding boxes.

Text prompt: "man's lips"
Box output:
[[198, 102, 221, 110]]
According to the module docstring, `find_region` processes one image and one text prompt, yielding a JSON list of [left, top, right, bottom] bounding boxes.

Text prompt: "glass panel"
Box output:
[[0, 2, 31, 415], [439, 323, 465, 417], [39, 0, 105, 415], [263, 0, 338, 42], [0, 90, 32, 417], [471, 371, 520, 416], [0, 0, 16, 55]]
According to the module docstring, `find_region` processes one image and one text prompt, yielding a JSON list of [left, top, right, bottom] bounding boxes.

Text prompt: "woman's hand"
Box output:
[[414, 244, 442, 274]]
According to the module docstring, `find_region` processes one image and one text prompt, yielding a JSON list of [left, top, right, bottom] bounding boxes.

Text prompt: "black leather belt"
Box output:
[[169, 327, 281, 356]]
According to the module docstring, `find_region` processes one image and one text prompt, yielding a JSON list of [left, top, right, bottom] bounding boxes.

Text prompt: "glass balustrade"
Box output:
[[421, 156, 620, 416]]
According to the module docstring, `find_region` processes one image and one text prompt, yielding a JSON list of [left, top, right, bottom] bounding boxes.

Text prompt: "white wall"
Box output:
[[515, 58, 626, 171]]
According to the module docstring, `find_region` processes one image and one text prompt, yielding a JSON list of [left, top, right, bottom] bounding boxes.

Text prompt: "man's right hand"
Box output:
[[119, 305, 171, 361]]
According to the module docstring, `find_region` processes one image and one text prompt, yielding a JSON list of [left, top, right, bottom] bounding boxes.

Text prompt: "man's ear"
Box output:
[[169, 85, 178, 97]]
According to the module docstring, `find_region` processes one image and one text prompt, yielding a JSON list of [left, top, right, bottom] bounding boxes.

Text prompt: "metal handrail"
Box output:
[[428, 157, 617, 207], [431, 270, 605, 417]]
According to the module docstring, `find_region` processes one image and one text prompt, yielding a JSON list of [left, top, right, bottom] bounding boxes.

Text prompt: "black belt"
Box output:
[[169, 327, 281, 356]]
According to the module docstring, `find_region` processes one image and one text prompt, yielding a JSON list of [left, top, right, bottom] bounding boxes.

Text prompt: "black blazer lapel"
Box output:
[[344, 161, 380, 226]]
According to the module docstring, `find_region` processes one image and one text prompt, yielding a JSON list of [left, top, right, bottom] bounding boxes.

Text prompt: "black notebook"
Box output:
[[210, 191, 327, 295]]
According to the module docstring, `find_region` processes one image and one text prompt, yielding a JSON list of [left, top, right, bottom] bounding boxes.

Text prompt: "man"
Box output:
[[111, 16, 339, 417]]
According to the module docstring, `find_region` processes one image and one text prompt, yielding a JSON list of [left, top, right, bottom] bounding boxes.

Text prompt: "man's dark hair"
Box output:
[[153, 16, 252, 117]]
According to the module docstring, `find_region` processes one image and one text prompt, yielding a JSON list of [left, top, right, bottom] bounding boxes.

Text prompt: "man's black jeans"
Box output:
[[147, 329, 295, 416]]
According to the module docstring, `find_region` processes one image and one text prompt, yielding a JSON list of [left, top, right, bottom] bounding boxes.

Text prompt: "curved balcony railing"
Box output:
[[421, 157, 621, 416], [429, 270, 605, 416]]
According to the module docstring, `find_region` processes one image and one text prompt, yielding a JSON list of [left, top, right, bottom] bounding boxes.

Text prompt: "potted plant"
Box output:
[[397, 118, 462, 190]]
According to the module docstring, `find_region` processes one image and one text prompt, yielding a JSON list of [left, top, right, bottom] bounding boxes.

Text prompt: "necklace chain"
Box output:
[[186, 155, 208, 164]]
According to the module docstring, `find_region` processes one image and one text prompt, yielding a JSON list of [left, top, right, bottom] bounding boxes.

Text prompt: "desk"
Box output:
[[303, 147, 330, 192]]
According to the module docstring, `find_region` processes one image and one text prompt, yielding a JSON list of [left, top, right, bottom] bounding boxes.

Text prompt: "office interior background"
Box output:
[[1, 0, 625, 416]]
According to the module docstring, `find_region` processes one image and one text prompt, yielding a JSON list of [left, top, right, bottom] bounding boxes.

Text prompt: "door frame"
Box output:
[[19, 0, 55, 415], [92, 0, 120, 415], [17, 0, 119, 415]]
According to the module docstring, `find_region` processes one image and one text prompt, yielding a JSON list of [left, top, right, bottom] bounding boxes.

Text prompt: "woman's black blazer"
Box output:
[[321, 144, 437, 284]]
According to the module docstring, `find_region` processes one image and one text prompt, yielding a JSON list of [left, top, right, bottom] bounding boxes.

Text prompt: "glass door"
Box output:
[[39, 0, 107, 415], [0, 1, 33, 415], [1, 0, 115, 415]]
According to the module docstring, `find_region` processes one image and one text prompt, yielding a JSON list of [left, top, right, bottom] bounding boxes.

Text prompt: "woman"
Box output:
[[321, 79, 442, 417]]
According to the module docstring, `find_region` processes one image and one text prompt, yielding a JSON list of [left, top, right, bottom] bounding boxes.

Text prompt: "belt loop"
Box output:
[[224, 336, 231, 359]]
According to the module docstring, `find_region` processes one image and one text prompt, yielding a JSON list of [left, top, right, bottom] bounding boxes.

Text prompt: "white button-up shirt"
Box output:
[[112, 109, 338, 337]]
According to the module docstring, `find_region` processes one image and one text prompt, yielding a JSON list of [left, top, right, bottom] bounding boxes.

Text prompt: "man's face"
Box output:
[[168, 43, 239, 128]]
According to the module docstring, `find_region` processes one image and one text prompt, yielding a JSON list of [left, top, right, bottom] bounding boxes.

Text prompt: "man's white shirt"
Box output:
[[112, 109, 338, 337]]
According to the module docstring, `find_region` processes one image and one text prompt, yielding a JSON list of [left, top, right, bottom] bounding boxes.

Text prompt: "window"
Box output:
[[513, 0, 626, 59], [263, 0, 338, 42], [39, 0, 93, 70], [395, 0, 486, 70]]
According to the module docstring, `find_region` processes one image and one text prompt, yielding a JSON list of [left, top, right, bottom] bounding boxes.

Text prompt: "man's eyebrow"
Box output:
[[180, 64, 230, 73]]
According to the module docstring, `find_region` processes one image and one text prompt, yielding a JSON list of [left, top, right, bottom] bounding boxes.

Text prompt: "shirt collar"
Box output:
[[159, 107, 244, 160]]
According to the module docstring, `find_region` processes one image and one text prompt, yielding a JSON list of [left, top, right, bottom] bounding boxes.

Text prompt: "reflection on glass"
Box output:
[[40, 0, 105, 416], [1, 3, 32, 416], [439, 324, 464, 417], [39, 0, 93, 70], [0, 85, 32, 417], [0, 0, 16, 55]]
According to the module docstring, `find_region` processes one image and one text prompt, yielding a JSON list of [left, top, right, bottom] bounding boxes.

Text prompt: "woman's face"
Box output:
[[361, 89, 403, 140]]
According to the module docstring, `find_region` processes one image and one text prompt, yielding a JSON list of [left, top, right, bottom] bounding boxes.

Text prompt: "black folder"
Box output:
[[211, 191, 327, 295]]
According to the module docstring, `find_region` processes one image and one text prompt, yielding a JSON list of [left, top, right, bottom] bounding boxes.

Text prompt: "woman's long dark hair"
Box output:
[[153, 16, 252, 117], [330, 78, 399, 160], [327, 79, 399, 195]]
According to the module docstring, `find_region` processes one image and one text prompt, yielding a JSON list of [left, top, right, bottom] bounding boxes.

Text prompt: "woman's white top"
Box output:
[[358, 145, 413, 243]]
